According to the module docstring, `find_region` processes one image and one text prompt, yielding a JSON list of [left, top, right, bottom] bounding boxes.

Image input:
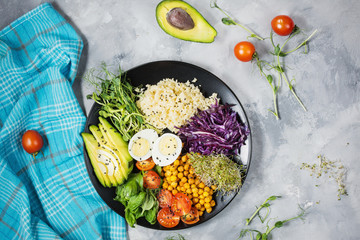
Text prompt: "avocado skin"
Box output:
[[156, 0, 217, 43]]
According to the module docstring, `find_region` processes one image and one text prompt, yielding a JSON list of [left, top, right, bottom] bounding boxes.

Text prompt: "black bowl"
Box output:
[[83, 60, 252, 230]]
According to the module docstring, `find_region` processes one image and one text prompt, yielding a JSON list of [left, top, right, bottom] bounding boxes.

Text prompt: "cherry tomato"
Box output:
[[181, 207, 200, 225], [157, 207, 180, 228], [157, 189, 173, 208], [143, 170, 161, 189], [22, 130, 44, 156], [271, 15, 295, 36], [234, 41, 256, 62], [136, 157, 156, 171], [171, 193, 191, 216]]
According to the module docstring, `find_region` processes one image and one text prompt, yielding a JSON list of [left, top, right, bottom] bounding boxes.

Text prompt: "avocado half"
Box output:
[[156, 0, 217, 43]]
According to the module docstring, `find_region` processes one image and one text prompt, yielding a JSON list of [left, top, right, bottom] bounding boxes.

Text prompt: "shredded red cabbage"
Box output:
[[176, 102, 250, 156]]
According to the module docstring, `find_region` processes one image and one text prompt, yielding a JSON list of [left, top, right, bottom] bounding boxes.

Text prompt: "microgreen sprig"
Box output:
[[210, 0, 264, 41], [85, 63, 155, 141], [240, 205, 306, 240], [245, 195, 281, 225]]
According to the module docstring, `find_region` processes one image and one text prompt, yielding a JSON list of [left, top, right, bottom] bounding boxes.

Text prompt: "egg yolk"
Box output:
[[131, 138, 150, 157], [159, 136, 178, 156]]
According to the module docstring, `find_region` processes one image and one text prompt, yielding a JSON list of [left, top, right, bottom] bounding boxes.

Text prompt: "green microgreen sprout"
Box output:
[[301, 155, 348, 200], [245, 195, 281, 226], [84, 63, 156, 141], [210, 0, 264, 41], [188, 153, 244, 195], [239, 200, 308, 240]]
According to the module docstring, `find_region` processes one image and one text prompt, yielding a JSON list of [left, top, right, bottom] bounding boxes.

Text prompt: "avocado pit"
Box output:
[[166, 7, 195, 30]]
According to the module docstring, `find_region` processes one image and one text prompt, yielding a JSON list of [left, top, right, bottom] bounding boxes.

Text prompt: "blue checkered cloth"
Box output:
[[0, 3, 127, 240]]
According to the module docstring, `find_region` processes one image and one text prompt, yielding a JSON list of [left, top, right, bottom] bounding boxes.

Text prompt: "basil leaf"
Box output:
[[125, 208, 136, 228], [128, 191, 146, 213]]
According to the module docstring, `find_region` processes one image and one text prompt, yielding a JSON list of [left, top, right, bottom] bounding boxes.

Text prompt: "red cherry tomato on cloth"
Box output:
[[157, 189, 173, 208], [234, 41, 256, 62], [271, 15, 295, 36], [22, 130, 44, 157], [171, 192, 191, 216], [157, 207, 180, 228], [143, 170, 161, 189]]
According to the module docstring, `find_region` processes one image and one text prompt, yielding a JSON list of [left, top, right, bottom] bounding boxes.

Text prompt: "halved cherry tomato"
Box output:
[[271, 15, 295, 36], [171, 193, 191, 216], [157, 207, 180, 228], [22, 130, 44, 157], [181, 207, 200, 225], [157, 189, 173, 208], [136, 157, 156, 171], [143, 170, 161, 189], [234, 41, 256, 62]]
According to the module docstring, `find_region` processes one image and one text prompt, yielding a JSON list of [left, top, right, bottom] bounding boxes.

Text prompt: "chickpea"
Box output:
[[177, 166, 184, 172], [195, 178, 201, 185], [193, 192, 199, 198], [170, 181, 178, 188], [184, 164, 190, 171], [198, 182, 205, 189], [198, 189, 204, 195], [203, 191, 209, 197], [199, 211, 204, 216], [181, 177, 187, 183], [173, 159, 180, 166], [177, 172, 184, 179], [186, 188, 192, 194], [204, 186, 211, 192], [206, 207, 212, 213], [211, 185, 217, 190], [193, 197, 199, 204], [195, 203, 201, 210], [199, 199, 205, 205], [163, 182, 169, 188], [183, 171, 189, 177], [204, 197, 211, 203], [192, 188, 198, 193], [168, 186, 173, 191], [210, 200, 216, 207], [184, 183, 190, 189], [170, 175, 177, 182], [172, 189, 178, 195], [204, 202, 211, 209]]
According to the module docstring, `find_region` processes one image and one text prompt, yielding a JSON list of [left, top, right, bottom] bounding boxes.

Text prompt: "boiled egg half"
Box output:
[[128, 129, 158, 161], [152, 133, 182, 166]]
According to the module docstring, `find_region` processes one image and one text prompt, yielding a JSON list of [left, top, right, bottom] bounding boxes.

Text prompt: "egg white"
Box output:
[[152, 133, 182, 166], [128, 129, 158, 161]]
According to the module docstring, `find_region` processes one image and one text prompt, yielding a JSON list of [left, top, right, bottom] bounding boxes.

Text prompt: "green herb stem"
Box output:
[[211, 0, 264, 40], [276, 54, 307, 111], [284, 29, 318, 55]]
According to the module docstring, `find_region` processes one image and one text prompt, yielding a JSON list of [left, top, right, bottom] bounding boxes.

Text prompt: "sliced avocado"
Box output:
[[89, 125, 104, 145], [97, 146, 127, 185], [92, 124, 127, 185], [99, 117, 133, 173], [81, 133, 112, 187], [156, 0, 217, 43]]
